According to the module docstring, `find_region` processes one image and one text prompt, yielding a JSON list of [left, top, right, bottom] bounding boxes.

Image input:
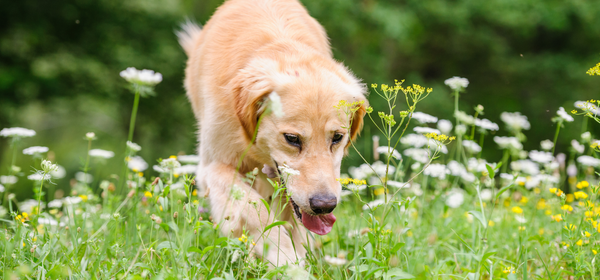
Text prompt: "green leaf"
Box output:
[[496, 183, 515, 199], [468, 210, 487, 228], [384, 268, 415, 279], [264, 220, 289, 232], [187, 247, 202, 254], [168, 221, 179, 234], [391, 242, 405, 254], [159, 223, 170, 233], [156, 241, 178, 251], [485, 164, 495, 179], [495, 162, 503, 171], [260, 198, 271, 215], [202, 245, 215, 255], [480, 250, 497, 264]]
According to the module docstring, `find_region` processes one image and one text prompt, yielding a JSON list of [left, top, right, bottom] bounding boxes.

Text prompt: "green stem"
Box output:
[[552, 121, 562, 155], [128, 91, 141, 143], [2, 139, 19, 207]]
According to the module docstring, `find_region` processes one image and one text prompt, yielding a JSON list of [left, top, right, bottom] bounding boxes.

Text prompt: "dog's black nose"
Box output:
[[309, 194, 337, 214]]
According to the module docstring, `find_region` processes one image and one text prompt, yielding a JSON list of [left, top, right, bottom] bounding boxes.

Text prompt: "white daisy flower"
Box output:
[[48, 199, 63, 208], [454, 111, 475, 125], [0, 184, 4, 193], [0, 175, 18, 185], [41, 159, 58, 173], [500, 112, 530, 131], [278, 163, 299, 176], [462, 140, 482, 153], [126, 141, 142, 152], [413, 127, 441, 135], [38, 217, 60, 226], [566, 164, 577, 177], [575, 100, 600, 115], [177, 155, 200, 163], [120, 67, 162, 85], [577, 156, 600, 167], [581, 132, 591, 142], [474, 118, 499, 131], [268, 92, 285, 118], [75, 172, 93, 183], [89, 149, 115, 159], [376, 146, 401, 160], [20, 199, 43, 213], [467, 158, 496, 173], [455, 124, 467, 135], [324, 255, 347, 266], [400, 133, 428, 148], [50, 165, 66, 179], [411, 112, 438, 124], [85, 132, 96, 140], [63, 196, 82, 205], [386, 180, 410, 188], [371, 161, 395, 177], [0, 127, 36, 138], [510, 160, 539, 175], [494, 136, 523, 150], [22, 146, 49, 155], [437, 119, 453, 134], [348, 163, 372, 180], [404, 148, 430, 163], [571, 140, 584, 154], [480, 189, 493, 201], [540, 139, 554, 150], [528, 150, 554, 164], [556, 107, 574, 122], [362, 199, 385, 211], [445, 190, 464, 208], [128, 156, 148, 172], [424, 163, 449, 179], [444, 76, 469, 90], [175, 164, 197, 175]]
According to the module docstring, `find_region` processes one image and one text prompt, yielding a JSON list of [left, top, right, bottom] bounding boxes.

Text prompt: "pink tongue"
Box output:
[[301, 211, 336, 235]]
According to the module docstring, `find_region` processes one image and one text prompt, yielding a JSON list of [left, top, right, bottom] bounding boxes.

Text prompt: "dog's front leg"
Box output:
[[202, 162, 300, 266]]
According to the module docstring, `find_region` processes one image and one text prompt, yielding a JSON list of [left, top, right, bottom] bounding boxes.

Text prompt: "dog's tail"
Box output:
[[176, 19, 202, 56]]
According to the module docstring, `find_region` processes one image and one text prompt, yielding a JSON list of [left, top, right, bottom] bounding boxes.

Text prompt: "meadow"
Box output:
[[1, 63, 600, 279]]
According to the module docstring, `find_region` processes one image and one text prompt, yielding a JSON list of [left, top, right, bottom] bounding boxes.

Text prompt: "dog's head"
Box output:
[[231, 53, 368, 235]]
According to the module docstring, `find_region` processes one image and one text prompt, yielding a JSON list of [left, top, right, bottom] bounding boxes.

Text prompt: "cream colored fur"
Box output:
[[179, 0, 368, 265]]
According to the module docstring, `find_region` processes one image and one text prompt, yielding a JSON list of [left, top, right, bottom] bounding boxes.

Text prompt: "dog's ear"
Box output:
[[232, 58, 287, 140], [346, 97, 368, 150]]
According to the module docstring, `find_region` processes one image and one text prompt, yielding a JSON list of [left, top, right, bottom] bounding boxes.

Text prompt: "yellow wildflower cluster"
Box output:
[[576, 180, 589, 189], [587, 62, 600, 76], [15, 212, 29, 223], [549, 188, 564, 197], [424, 132, 456, 145], [574, 191, 588, 200], [337, 178, 367, 186], [511, 206, 523, 214], [503, 266, 515, 274]]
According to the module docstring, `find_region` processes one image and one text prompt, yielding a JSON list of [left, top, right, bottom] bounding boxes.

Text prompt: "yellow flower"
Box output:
[[488, 220, 495, 227], [503, 267, 515, 274], [539, 229, 545, 235], [79, 195, 88, 202], [549, 188, 557, 194], [169, 155, 177, 159], [192, 189, 198, 196], [562, 241, 570, 248], [557, 190, 565, 197], [138, 172, 144, 177], [577, 181, 589, 189], [533, 187, 541, 194], [587, 63, 600, 76], [518, 226, 526, 231], [585, 211, 594, 217], [551, 214, 563, 222], [545, 209, 552, 215], [574, 191, 588, 199], [566, 194, 574, 203], [22, 212, 29, 219], [520, 196, 529, 204], [511, 206, 523, 214], [565, 224, 577, 231], [238, 234, 248, 243], [561, 204, 573, 212], [593, 249, 598, 255], [536, 199, 546, 210], [373, 188, 385, 196], [576, 239, 584, 246], [144, 191, 153, 198], [159, 206, 163, 211], [585, 231, 591, 237]]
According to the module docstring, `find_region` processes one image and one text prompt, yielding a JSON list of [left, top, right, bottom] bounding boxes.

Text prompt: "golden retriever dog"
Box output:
[[178, 0, 368, 265]]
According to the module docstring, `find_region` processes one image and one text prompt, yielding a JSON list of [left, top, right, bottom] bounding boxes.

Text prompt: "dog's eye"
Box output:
[[332, 133, 344, 145], [284, 134, 301, 147]]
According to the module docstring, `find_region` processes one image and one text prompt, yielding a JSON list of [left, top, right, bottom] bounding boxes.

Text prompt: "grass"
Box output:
[[0, 65, 599, 279]]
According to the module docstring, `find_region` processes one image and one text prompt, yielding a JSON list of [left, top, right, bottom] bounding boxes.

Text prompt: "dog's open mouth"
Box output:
[[290, 197, 336, 236]]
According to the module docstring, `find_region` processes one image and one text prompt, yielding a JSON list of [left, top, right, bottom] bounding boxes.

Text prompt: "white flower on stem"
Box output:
[[454, 111, 475, 125], [404, 148, 430, 163], [411, 112, 438, 124], [37, 217, 60, 226], [445, 190, 465, 208], [0, 206, 6, 217], [89, 149, 115, 159], [75, 172, 93, 183], [424, 163, 449, 179], [0, 175, 18, 185], [348, 164, 372, 180], [494, 136, 523, 150], [556, 107, 574, 122], [566, 164, 577, 177], [28, 172, 51, 181], [126, 141, 142, 152], [510, 159, 539, 175], [474, 118, 499, 131], [85, 132, 96, 140], [268, 92, 285, 118], [540, 140, 554, 151], [48, 199, 63, 208], [444, 76, 469, 91], [0, 184, 4, 193], [515, 215, 527, 224], [437, 119, 453, 134], [0, 127, 36, 138], [528, 150, 554, 164], [500, 112, 530, 131], [413, 127, 441, 135], [176, 155, 200, 163], [571, 140, 584, 154], [575, 100, 600, 115], [324, 255, 348, 266], [462, 140, 482, 153], [362, 199, 385, 211], [128, 156, 148, 172], [581, 132, 591, 142], [467, 158, 496, 173], [577, 156, 600, 167], [20, 199, 43, 213], [120, 67, 162, 85], [376, 146, 401, 160], [278, 163, 300, 176], [49, 165, 66, 179], [41, 159, 58, 173], [22, 146, 49, 155], [400, 134, 428, 148], [371, 161, 395, 177], [480, 189, 493, 201], [63, 196, 82, 205], [386, 180, 410, 188], [455, 124, 467, 135]]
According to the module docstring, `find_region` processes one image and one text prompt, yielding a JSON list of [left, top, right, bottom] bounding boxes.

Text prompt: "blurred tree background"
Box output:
[[1, 0, 599, 198]]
